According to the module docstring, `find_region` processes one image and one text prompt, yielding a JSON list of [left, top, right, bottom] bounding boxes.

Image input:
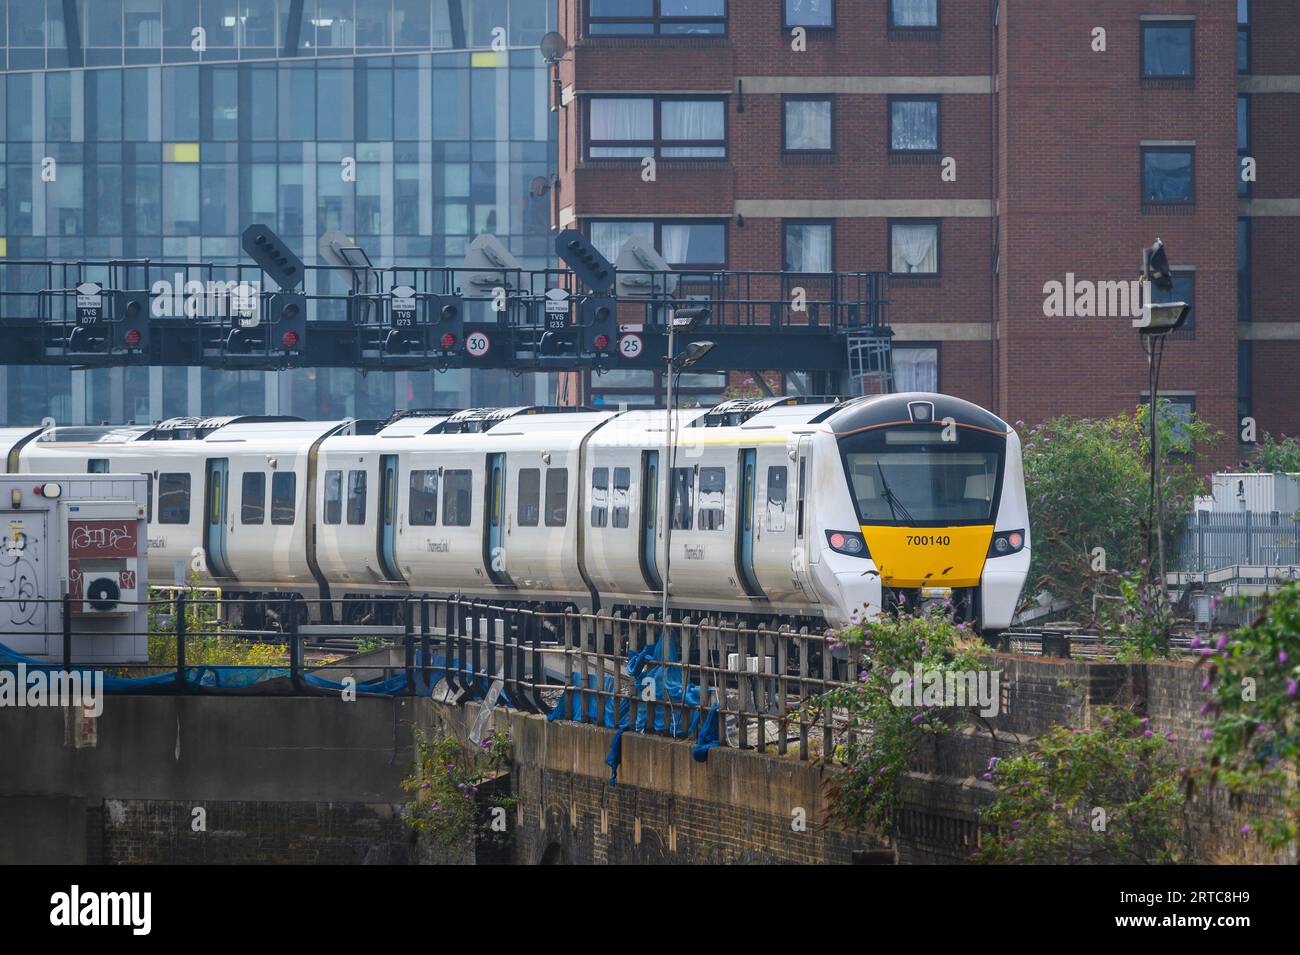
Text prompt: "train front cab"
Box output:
[[812, 394, 1030, 633]]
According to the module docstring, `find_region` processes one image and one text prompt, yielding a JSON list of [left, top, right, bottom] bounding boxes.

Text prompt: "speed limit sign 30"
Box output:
[[465, 331, 491, 357]]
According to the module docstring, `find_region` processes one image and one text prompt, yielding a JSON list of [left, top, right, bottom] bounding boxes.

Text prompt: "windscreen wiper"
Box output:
[[876, 460, 916, 524]]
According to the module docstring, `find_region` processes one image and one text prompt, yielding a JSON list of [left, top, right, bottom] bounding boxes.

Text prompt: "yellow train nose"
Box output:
[[859, 524, 994, 588]]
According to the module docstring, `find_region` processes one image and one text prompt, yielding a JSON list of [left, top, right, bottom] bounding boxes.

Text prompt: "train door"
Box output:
[[377, 454, 403, 581], [639, 450, 662, 591], [204, 458, 235, 578], [484, 453, 512, 586], [737, 448, 764, 597]]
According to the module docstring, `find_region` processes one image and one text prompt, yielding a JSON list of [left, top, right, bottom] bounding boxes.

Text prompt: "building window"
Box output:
[[346, 469, 367, 525], [409, 470, 439, 526], [784, 0, 833, 28], [1141, 21, 1193, 79], [1142, 146, 1194, 204], [890, 220, 940, 274], [1141, 394, 1196, 451], [1237, 0, 1250, 74], [890, 0, 938, 29], [271, 472, 296, 525], [889, 96, 940, 152], [1152, 270, 1195, 336], [587, 0, 727, 36], [241, 472, 266, 525], [1237, 94, 1250, 197], [892, 346, 939, 392], [783, 96, 833, 152], [157, 473, 192, 525], [1238, 217, 1251, 323], [587, 96, 726, 159], [783, 221, 833, 273], [589, 219, 727, 269]]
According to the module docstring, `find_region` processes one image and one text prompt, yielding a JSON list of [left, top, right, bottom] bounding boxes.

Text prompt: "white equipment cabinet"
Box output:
[[0, 474, 149, 664]]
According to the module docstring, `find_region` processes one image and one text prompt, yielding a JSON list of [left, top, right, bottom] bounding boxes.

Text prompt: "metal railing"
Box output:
[[0, 593, 853, 759], [1173, 511, 1300, 572]]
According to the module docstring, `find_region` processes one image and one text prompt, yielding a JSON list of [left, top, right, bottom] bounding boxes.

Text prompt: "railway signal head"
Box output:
[[555, 229, 615, 294], [242, 224, 306, 291], [579, 297, 617, 356]]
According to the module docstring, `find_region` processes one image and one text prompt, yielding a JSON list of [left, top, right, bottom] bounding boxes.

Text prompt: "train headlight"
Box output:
[[825, 529, 869, 557], [988, 529, 1026, 557]]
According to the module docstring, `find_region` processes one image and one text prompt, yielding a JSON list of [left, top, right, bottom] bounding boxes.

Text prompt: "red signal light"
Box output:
[[281, 331, 299, 349], [1008, 532, 1023, 549], [593, 334, 610, 351], [829, 532, 846, 549], [123, 328, 142, 347], [440, 332, 457, 350]]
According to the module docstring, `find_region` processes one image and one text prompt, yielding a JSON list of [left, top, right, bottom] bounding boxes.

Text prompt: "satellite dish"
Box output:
[[462, 233, 524, 292], [539, 31, 567, 64], [529, 175, 552, 199], [615, 235, 679, 297]]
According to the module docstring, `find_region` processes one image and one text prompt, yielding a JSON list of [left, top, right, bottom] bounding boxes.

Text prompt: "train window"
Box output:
[[157, 473, 191, 524], [443, 469, 473, 526], [241, 472, 266, 525], [591, 468, 609, 527], [767, 466, 788, 532], [612, 467, 631, 528], [346, 469, 367, 525], [670, 467, 694, 530], [545, 469, 568, 527], [698, 467, 726, 530], [409, 470, 439, 526], [88, 458, 110, 473], [517, 468, 540, 526], [324, 469, 342, 524], [271, 472, 296, 525]]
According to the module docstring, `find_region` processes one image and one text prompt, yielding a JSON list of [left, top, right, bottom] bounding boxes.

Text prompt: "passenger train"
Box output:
[[0, 393, 1030, 633]]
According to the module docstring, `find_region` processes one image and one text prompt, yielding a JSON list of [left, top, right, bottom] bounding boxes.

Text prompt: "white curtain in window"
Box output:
[[787, 223, 832, 272], [891, 100, 938, 150], [891, 223, 938, 273], [590, 98, 654, 150], [660, 100, 724, 157], [787, 0, 832, 27], [893, 347, 938, 392], [660, 224, 691, 266], [892, 0, 938, 27], [591, 220, 654, 262], [785, 99, 831, 150]]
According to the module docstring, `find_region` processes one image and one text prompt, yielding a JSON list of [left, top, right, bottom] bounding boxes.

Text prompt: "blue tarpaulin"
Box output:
[[546, 633, 720, 782]]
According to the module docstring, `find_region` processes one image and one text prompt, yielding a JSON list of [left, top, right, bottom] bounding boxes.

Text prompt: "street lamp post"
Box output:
[[1134, 237, 1190, 598], [659, 309, 714, 628]]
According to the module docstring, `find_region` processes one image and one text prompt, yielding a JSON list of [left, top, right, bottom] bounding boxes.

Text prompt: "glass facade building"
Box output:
[[0, 0, 556, 425]]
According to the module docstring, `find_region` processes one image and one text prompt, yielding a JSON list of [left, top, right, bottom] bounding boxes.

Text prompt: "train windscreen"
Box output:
[[840, 426, 1005, 525]]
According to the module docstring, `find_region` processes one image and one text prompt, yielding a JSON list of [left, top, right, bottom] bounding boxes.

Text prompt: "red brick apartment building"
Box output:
[[551, 0, 1298, 467]]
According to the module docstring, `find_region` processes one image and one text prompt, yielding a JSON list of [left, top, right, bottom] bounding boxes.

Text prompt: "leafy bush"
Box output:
[[977, 707, 1189, 864], [1197, 580, 1300, 849], [1021, 405, 1215, 613], [1239, 432, 1300, 475], [146, 583, 284, 669], [403, 728, 513, 851], [809, 609, 990, 834], [1096, 567, 1178, 661]]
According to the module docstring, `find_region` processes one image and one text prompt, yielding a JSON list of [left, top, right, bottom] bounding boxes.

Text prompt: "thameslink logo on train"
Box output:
[[890, 664, 1002, 718]]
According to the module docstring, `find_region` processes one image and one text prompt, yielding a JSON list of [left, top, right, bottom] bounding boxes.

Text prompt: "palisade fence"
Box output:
[[0, 594, 856, 761], [1173, 510, 1300, 572]]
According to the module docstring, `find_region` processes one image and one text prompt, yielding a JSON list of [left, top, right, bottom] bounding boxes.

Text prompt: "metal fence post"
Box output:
[[174, 591, 187, 691], [403, 597, 415, 696], [289, 598, 303, 694], [62, 593, 72, 669]]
